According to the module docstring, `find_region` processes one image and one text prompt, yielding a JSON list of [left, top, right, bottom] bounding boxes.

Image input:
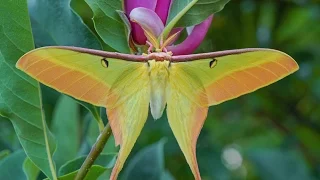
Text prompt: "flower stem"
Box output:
[[162, 0, 198, 39], [75, 123, 113, 180]]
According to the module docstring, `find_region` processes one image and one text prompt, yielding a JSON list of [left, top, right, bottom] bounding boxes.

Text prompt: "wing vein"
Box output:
[[242, 70, 265, 84], [257, 65, 279, 78], [79, 81, 102, 99], [228, 74, 251, 91], [272, 59, 290, 72], [34, 64, 59, 77], [62, 74, 90, 91]]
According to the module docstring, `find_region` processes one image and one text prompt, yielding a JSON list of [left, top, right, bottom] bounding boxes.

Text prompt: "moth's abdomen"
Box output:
[[150, 86, 167, 119], [148, 60, 170, 119]]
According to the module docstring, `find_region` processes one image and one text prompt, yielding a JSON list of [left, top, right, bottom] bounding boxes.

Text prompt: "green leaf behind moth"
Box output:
[[85, 0, 130, 53], [0, 0, 57, 179], [163, 0, 230, 37], [23, 158, 40, 180], [58, 153, 117, 176], [28, 0, 101, 49], [0, 150, 27, 180], [121, 139, 170, 180], [52, 95, 80, 170], [168, 0, 231, 27], [46, 165, 108, 180]]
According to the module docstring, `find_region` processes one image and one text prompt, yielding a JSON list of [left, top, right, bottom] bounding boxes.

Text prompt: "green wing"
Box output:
[[167, 49, 299, 179], [16, 46, 150, 180]]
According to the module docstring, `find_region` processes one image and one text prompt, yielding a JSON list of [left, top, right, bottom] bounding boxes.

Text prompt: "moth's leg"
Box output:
[[146, 41, 153, 53]]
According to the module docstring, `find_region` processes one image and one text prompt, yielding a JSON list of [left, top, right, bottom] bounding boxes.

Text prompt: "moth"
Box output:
[[16, 46, 299, 179]]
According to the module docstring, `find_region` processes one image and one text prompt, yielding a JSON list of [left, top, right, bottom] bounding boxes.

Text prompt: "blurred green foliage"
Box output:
[[0, 0, 319, 180]]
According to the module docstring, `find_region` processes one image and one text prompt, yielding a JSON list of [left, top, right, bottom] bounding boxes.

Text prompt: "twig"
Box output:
[[75, 124, 112, 180]]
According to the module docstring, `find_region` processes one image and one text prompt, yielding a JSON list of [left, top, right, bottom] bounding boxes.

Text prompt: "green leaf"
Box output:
[[58, 153, 117, 176], [116, 10, 135, 53], [46, 165, 108, 180], [163, 0, 231, 38], [122, 139, 167, 180], [0, 150, 27, 180], [85, 0, 130, 53], [0, 150, 10, 161], [52, 95, 80, 169], [28, 0, 101, 49], [0, 119, 20, 151], [76, 100, 104, 132], [70, 0, 117, 52], [23, 158, 40, 180], [248, 149, 312, 180], [160, 170, 175, 180], [0, 1, 57, 179], [40, 85, 61, 126], [97, 168, 115, 180]]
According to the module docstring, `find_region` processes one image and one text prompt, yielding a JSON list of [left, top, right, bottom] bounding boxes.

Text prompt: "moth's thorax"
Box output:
[[146, 52, 172, 61], [148, 60, 170, 119]]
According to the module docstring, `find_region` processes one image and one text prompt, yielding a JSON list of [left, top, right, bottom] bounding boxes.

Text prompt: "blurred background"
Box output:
[[1, 0, 320, 179]]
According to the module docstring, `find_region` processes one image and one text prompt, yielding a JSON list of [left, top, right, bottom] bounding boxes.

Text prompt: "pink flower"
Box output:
[[125, 0, 213, 55]]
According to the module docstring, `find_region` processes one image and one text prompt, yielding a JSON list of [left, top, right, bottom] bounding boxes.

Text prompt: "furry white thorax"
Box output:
[[148, 60, 170, 119]]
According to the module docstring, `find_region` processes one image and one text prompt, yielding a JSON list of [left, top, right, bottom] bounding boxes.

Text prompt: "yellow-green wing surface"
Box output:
[[16, 47, 150, 180], [16, 47, 147, 107], [168, 49, 299, 179], [172, 49, 299, 106], [166, 74, 208, 179], [108, 84, 150, 179]]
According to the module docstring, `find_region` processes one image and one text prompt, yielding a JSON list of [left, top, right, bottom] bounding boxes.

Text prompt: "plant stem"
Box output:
[[75, 123, 112, 180], [97, 117, 105, 133], [39, 85, 58, 180]]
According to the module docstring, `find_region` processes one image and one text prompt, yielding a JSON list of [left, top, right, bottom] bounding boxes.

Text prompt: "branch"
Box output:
[[75, 124, 113, 180]]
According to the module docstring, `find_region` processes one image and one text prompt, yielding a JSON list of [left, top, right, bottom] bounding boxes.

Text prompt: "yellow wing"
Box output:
[[167, 49, 299, 179], [108, 80, 150, 180], [172, 49, 299, 106], [16, 46, 148, 107], [166, 76, 208, 179], [16, 46, 150, 180]]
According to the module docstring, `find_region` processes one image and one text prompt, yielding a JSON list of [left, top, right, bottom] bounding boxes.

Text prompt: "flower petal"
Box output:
[[130, 7, 165, 47], [131, 23, 147, 45], [130, 7, 164, 38], [167, 15, 213, 55], [125, 0, 157, 45], [155, 0, 172, 24], [124, 0, 157, 13]]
